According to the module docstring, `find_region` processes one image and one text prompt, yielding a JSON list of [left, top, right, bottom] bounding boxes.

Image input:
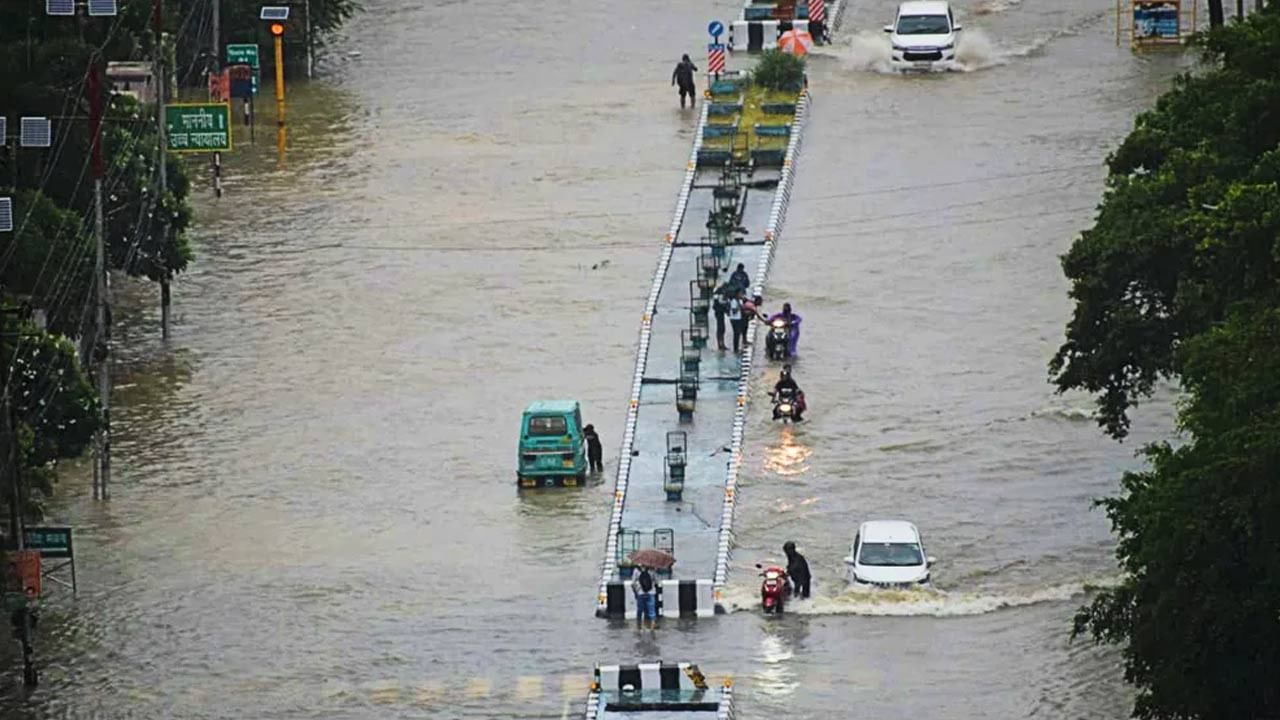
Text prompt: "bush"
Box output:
[[752, 50, 806, 91]]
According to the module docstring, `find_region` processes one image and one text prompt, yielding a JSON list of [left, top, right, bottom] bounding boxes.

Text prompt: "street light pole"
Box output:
[[272, 22, 286, 157]]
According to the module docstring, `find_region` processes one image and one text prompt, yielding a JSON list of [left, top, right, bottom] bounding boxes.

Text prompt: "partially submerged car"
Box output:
[[845, 520, 935, 587], [884, 1, 962, 71]]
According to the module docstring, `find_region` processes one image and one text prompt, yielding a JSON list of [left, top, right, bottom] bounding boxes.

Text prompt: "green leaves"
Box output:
[[751, 50, 806, 92], [1064, 7, 1280, 718], [1052, 6, 1280, 438]]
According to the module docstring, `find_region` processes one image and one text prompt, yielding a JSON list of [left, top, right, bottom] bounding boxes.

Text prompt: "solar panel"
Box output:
[[0, 198, 13, 233], [20, 117, 51, 148], [260, 6, 290, 20], [45, 0, 75, 15], [88, 0, 118, 16]]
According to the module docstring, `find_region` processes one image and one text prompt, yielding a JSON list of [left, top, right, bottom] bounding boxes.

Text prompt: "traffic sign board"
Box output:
[[23, 527, 72, 559], [225, 44, 260, 94], [165, 103, 232, 153], [708, 20, 724, 38]]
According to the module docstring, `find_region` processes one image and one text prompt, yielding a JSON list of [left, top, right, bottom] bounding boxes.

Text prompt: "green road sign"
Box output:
[[225, 44, 261, 94], [22, 526, 72, 559], [166, 103, 232, 153]]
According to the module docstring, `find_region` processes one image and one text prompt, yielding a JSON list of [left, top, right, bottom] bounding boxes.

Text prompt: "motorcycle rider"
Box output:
[[765, 302, 801, 357], [783, 541, 811, 599], [773, 365, 805, 421]]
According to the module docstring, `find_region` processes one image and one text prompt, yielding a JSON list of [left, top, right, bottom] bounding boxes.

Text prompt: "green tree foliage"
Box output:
[[0, 0, 193, 296], [0, 190, 94, 338], [0, 322, 101, 521], [1049, 4, 1280, 439], [751, 50, 806, 91], [1063, 5, 1280, 718], [1074, 308, 1280, 719]]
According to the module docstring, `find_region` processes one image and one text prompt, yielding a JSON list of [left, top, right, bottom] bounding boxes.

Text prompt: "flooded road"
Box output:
[[2, 0, 1194, 717]]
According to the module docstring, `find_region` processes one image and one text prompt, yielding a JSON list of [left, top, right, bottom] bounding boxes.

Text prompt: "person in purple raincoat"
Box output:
[[766, 302, 802, 356]]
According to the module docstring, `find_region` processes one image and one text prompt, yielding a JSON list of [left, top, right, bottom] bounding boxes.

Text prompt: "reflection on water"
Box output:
[[762, 426, 812, 478]]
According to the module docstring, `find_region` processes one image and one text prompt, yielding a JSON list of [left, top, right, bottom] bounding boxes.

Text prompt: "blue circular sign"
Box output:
[[708, 20, 724, 38]]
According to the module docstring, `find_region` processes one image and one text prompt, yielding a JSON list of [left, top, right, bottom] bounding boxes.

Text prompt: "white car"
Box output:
[[884, 1, 962, 71], [844, 520, 935, 587]]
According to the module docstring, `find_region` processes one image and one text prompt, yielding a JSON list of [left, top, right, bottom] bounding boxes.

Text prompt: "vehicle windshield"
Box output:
[[859, 541, 924, 566], [896, 14, 951, 34], [527, 416, 568, 436]]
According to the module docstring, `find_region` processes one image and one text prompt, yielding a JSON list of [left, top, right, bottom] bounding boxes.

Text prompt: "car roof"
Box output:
[[523, 400, 580, 414], [898, 1, 951, 15], [859, 520, 921, 543]]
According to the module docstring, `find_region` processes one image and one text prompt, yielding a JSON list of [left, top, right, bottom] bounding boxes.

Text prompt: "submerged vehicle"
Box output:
[[884, 0, 962, 71], [772, 387, 803, 422], [516, 400, 587, 488], [766, 317, 791, 360], [844, 520, 935, 587], [756, 563, 790, 614]]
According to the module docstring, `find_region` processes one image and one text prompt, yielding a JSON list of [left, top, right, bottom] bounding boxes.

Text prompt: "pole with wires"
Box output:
[[154, 0, 172, 339], [88, 58, 110, 501], [211, 0, 223, 199]]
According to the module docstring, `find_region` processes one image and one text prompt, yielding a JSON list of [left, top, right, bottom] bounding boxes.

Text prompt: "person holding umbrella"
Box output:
[[631, 564, 658, 630]]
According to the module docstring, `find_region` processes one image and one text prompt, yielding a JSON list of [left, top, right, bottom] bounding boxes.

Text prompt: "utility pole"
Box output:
[[304, 0, 314, 79], [1, 305, 21, 550], [211, 0, 223, 200], [154, 0, 172, 340], [88, 59, 110, 501], [1208, 0, 1224, 27]]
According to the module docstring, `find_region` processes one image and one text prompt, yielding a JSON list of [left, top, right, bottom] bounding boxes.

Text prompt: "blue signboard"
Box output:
[[1133, 1, 1180, 39], [708, 20, 724, 39]]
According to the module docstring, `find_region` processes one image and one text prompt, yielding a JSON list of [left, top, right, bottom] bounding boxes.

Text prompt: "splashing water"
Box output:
[[836, 31, 895, 74], [971, 0, 1023, 15], [953, 28, 1007, 72], [719, 576, 1121, 617]]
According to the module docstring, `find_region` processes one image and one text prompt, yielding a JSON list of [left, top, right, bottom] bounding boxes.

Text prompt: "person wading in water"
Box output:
[[672, 54, 698, 109]]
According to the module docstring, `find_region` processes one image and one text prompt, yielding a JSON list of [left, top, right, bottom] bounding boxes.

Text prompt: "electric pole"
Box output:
[[212, 0, 223, 199], [88, 59, 110, 501], [154, 0, 172, 339]]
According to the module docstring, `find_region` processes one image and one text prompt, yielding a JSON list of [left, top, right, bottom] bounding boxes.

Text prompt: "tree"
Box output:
[[0, 1, 194, 310], [1073, 308, 1280, 719], [1063, 5, 1280, 718], [0, 320, 101, 522], [0, 190, 95, 338], [1049, 4, 1280, 439]]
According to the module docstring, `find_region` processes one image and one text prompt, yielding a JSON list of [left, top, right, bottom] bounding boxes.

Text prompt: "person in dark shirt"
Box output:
[[672, 54, 699, 109], [783, 541, 811, 599], [583, 424, 603, 472]]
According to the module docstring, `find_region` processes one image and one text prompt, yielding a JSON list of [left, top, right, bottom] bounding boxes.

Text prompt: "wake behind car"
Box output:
[[884, 1, 962, 71], [844, 520, 935, 587]]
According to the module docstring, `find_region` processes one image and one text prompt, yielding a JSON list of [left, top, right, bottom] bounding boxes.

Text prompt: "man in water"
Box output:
[[584, 424, 603, 472], [672, 54, 698, 109], [783, 541, 811, 599]]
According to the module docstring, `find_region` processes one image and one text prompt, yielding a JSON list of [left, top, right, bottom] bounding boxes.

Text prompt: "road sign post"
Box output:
[[165, 103, 233, 153], [707, 21, 726, 79], [225, 43, 260, 95], [21, 526, 75, 594]]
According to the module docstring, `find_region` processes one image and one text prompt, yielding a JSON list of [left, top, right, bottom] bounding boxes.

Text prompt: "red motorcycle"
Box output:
[[756, 563, 790, 615]]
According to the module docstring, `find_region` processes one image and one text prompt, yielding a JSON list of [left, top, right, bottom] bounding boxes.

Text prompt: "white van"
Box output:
[[884, 1, 962, 71]]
